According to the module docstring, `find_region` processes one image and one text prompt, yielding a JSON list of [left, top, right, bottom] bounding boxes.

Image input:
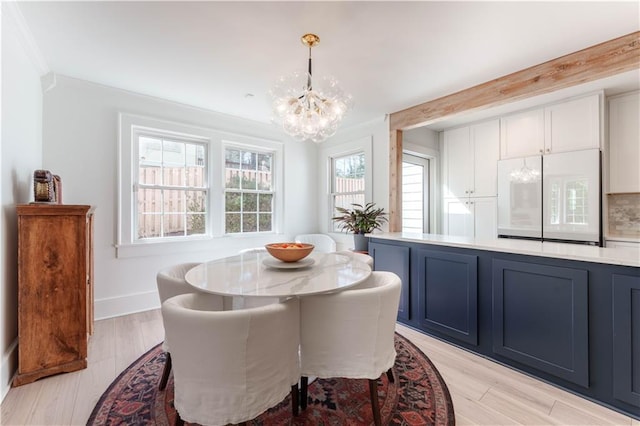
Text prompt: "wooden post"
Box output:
[[389, 129, 403, 232]]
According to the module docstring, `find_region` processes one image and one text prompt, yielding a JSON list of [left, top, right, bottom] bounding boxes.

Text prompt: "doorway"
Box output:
[[402, 153, 430, 233]]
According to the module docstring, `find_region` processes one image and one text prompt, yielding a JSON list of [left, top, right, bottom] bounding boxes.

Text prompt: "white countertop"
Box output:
[[370, 233, 640, 268]]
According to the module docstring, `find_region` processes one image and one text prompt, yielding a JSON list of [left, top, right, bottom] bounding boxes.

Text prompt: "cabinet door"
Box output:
[[545, 94, 601, 154], [443, 126, 471, 199], [369, 242, 411, 322], [443, 198, 473, 238], [500, 108, 545, 159], [471, 197, 497, 240], [609, 91, 640, 193], [612, 273, 640, 408], [471, 119, 500, 197], [492, 259, 589, 387], [417, 249, 478, 345]]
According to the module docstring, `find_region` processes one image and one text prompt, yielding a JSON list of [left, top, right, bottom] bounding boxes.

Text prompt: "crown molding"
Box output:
[[3, 2, 50, 76], [41, 72, 56, 92]]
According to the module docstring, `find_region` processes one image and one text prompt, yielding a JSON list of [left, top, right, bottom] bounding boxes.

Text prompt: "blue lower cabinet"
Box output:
[[417, 250, 478, 345], [370, 242, 410, 321], [613, 273, 640, 408], [492, 259, 589, 388]]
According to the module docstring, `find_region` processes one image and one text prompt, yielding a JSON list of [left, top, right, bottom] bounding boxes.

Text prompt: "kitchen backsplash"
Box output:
[[607, 193, 640, 239]]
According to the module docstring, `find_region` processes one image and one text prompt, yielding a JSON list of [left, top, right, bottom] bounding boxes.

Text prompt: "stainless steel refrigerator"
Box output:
[[497, 149, 601, 245]]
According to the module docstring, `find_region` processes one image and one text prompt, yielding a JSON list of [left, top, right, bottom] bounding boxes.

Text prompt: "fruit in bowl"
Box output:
[[265, 242, 314, 263]]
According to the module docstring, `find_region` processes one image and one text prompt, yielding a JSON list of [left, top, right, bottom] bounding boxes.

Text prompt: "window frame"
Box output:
[[134, 128, 210, 241], [330, 151, 367, 232], [320, 136, 373, 234], [118, 113, 284, 258], [222, 142, 278, 235]]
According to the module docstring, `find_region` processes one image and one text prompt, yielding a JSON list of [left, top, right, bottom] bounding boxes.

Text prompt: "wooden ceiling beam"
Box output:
[[389, 31, 640, 131]]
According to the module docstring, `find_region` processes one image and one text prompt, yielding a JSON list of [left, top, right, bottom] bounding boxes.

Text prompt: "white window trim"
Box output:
[[319, 136, 373, 234], [117, 113, 284, 258], [221, 138, 283, 235]]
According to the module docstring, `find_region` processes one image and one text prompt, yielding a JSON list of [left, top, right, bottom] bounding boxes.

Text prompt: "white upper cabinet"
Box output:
[[608, 91, 640, 193], [443, 126, 471, 199], [500, 93, 602, 159], [500, 108, 545, 158], [544, 94, 601, 154], [472, 120, 500, 197], [443, 119, 499, 199]]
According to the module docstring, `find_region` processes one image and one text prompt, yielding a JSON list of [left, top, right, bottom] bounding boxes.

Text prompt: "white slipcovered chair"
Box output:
[[337, 250, 374, 267], [295, 233, 374, 266], [299, 271, 401, 426], [294, 233, 336, 253], [156, 262, 229, 391], [162, 293, 301, 426]]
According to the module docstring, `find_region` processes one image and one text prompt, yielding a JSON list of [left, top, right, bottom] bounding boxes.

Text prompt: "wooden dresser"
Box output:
[[14, 204, 95, 386]]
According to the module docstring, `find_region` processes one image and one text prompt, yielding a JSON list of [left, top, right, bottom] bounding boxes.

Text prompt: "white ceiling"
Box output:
[[14, 1, 640, 131]]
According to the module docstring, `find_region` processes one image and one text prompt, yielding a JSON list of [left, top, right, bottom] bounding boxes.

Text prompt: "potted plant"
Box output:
[[332, 202, 388, 252]]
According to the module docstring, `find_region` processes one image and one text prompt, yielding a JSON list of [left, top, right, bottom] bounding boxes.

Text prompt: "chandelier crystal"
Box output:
[[270, 34, 352, 143]]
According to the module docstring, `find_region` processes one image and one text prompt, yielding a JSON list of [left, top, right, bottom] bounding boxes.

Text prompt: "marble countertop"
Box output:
[[185, 252, 372, 297], [369, 233, 640, 268]]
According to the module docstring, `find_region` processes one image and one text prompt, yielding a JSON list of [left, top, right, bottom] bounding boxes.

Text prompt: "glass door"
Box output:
[[402, 154, 429, 233]]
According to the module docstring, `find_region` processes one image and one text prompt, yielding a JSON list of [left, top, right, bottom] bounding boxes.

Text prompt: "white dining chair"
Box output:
[[299, 271, 401, 426], [337, 250, 374, 267], [156, 262, 229, 391], [162, 293, 301, 426], [294, 233, 336, 253]]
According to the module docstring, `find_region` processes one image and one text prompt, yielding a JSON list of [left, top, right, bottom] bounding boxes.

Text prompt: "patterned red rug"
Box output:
[[88, 332, 455, 425]]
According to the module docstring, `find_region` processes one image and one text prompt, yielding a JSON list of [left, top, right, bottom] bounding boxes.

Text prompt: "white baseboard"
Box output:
[[1, 338, 18, 404], [94, 290, 160, 320]]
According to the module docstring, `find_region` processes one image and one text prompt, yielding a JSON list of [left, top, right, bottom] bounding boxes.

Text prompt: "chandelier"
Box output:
[[270, 34, 352, 143]]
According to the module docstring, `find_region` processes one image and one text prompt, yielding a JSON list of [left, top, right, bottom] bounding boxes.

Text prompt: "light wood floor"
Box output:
[[1, 310, 637, 425]]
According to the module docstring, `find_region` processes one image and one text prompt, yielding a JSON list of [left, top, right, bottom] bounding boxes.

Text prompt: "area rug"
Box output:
[[87, 332, 455, 425]]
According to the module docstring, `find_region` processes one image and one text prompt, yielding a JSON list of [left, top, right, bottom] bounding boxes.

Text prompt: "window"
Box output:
[[224, 146, 274, 233], [320, 136, 372, 233], [331, 152, 365, 231], [118, 113, 284, 257], [136, 132, 208, 240]]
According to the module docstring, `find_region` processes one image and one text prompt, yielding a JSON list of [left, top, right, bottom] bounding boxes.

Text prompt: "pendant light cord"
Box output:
[[307, 46, 313, 90]]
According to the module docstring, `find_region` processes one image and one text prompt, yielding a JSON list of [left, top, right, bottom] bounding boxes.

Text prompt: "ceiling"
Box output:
[[14, 1, 640, 131]]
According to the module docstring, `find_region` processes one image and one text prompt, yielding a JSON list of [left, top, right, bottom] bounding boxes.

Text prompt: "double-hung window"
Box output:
[[330, 152, 366, 231], [136, 131, 208, 240], [321, 136, 372, 233], [118, 113, 284, 257], [224, 146, 274, 234]]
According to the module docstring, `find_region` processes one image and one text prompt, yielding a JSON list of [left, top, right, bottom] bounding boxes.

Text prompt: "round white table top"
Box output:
[[185, 251, 372, 298]]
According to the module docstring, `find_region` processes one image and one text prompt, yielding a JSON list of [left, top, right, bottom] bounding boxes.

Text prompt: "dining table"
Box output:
[[184, 251, 372, 298]]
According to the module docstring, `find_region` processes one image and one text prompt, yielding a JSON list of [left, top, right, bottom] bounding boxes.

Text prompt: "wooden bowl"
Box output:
[[265, 242, 314, 263]]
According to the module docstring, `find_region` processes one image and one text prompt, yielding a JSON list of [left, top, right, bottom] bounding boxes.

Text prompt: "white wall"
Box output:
[[42, 75, 318, 320], [1, 5, 44, 401], [317, 117, 390, 250]]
